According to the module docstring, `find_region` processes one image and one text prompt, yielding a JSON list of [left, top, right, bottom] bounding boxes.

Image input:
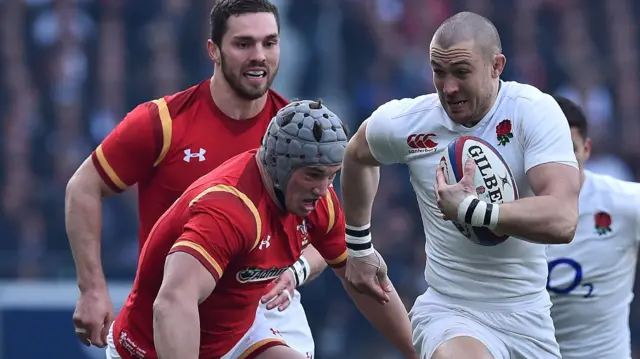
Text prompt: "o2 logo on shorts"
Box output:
[[546, 258, 594, 298]]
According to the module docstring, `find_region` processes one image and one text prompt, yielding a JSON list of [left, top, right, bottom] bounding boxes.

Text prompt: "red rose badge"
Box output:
[[496, 119, 513, 146], [594, 211, 612, 235]]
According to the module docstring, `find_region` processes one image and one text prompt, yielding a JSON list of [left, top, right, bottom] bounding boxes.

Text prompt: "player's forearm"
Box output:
[[340, 278, 417, 358], [300, 245, 327, 284], [65, 179, 107, 291], [496, 195, 578, 244], [153, 295, 200, 359], [340, 153, 380, 226]]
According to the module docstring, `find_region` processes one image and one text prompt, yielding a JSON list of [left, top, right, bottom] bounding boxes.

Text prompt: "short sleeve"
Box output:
[[520, 94, 578, 172], [169, 189, 258, 281], [308, 188, 348, 268], [365, 100, 406, 165], [91, 98, 172, 192]]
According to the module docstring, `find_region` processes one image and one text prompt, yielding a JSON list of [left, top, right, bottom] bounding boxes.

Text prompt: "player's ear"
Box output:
[[207, 40, 221, 64], [584, 137, 592, 162], [491, 54, 506, 78], [342, 122, 350, 138]]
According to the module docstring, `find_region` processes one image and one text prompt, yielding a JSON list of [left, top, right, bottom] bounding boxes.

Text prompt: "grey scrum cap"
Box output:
[[259, 99, 348, 197]]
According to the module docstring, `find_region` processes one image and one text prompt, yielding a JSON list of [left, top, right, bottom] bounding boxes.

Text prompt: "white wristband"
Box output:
[[289, 255, 311, 287], [456, 195, 500, 230], [346, 223, 375, 257]]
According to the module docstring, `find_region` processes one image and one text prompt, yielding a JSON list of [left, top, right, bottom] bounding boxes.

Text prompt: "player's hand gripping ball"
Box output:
[[439, 136, 518, 245]]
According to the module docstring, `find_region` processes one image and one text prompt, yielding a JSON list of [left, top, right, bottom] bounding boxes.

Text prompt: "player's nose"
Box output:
[[312, 183, 330, 197], [249, 45, 267, 63], [442, 78, 459, 95]]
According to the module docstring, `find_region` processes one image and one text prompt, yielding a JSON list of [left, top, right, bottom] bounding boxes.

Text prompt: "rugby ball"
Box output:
[[440, 136, 518, 246]]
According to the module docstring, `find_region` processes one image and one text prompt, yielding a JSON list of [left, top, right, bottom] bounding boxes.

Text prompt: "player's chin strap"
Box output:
[[457, 195, 500, 230], [274, 187, 287, 211]]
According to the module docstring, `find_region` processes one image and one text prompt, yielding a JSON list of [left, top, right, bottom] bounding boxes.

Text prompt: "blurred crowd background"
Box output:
[[1, 0, 640, 358]]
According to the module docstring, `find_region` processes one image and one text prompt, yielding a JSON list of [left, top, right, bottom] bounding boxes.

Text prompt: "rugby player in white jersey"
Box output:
[[340, 12, 580, 359], [546, 95, 640, 359]]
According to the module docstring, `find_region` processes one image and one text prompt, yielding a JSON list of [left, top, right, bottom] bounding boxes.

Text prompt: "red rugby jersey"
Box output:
[[91, 79, 288, 249], [112, 150, 347, 359]]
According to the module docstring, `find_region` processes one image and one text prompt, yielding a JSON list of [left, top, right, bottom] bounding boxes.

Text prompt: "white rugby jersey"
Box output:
[[546, 170, 640, 359], [365, 81, 578, 309]]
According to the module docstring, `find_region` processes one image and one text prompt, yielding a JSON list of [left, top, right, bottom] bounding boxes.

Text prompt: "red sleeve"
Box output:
[[309, 187, 348, 268], [168, 188, 260, 281], [90, 98, 171, 192]]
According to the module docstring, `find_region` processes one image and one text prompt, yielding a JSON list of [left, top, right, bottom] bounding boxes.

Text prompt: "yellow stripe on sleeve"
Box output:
[[326, 250, 348, 266], [189, 184, 262, 251], [171, 240, 223, 278], [95, 144, 127, 190], [152, 98, 172, 166]]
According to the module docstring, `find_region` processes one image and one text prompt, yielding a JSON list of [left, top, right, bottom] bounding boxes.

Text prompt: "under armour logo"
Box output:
[[259, 235, 271, 250], [270, 328, 281, 336], [183, 148, 206, 162]]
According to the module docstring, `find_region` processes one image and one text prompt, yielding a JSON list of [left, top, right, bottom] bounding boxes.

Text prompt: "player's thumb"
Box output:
[[375, 252, 393, 295], [378, 272, 393, 293], [100, 312, 114, 347]]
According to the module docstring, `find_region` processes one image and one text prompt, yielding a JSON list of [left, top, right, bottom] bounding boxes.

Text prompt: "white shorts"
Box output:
[[106, 290, 314, 359], [409, 288, 560, 359], [105, 323, 121, 359], [224, 290, 315, 358]]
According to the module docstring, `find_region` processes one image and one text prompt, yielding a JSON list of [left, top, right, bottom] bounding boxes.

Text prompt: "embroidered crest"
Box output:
[[496, 119, 513, 146], [594, 211, 612, 235]]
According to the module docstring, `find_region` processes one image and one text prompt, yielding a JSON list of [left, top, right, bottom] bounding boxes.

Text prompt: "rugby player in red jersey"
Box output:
[[107, 100, 418, 359], [66, 0, 326, 356]]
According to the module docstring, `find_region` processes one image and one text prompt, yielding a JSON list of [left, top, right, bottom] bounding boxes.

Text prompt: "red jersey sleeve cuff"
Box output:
[[169, 240, 224, 281], [91, 147, 128, 193], [325, 250, 348, 268]]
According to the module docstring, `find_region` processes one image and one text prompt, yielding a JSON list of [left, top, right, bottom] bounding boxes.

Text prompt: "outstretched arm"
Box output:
[[341, 120, 382, 228], [340, 121, 395, 303], [333, 266, 419, 359], [67, 101, 164, 347], [66, 158, 116, 296], [66, 158, 117, 347]]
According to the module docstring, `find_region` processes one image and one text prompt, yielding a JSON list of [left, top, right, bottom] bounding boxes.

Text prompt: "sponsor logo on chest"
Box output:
[[236, 266, 288, 283], [407, 133, 438, 154]]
